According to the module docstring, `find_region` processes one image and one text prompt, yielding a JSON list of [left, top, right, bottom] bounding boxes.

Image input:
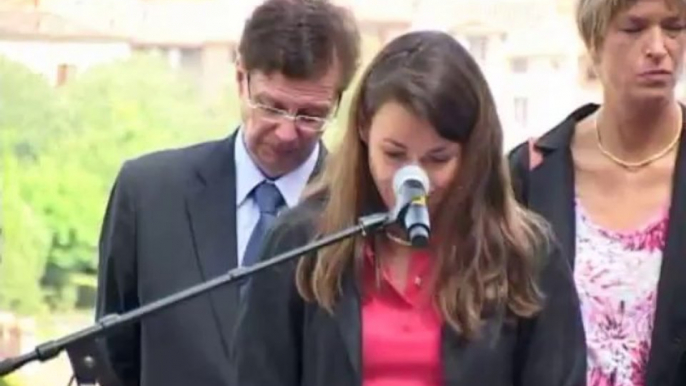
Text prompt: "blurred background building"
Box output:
[[3, 0, 685, 146]]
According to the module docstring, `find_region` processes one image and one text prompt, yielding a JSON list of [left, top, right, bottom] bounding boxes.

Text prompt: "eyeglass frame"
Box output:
[[244, 73, 341, 134]]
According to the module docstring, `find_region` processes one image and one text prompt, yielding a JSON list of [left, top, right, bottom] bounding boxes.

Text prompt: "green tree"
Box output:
[[0, 58, 58, 315], [0, 57, 63, 156], [0, 137, 52, 315], [1, 53, 239, 311], [37, 54, 237, 309]]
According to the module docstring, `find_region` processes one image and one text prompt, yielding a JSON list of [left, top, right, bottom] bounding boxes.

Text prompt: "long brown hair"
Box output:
[[297, 30, 551, 338]]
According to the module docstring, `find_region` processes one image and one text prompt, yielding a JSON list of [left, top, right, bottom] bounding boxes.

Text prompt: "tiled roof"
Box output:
[[4, 0, 248, 45], [0, 9, 127, 41]]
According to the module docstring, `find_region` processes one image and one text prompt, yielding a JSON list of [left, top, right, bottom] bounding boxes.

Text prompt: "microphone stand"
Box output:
[[0, 211, 393, 385]]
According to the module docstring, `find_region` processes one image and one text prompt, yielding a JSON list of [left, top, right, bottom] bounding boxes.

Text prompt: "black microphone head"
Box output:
[[408, 225, 430, 248]]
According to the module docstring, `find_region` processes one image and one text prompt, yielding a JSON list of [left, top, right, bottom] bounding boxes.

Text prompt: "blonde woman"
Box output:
[[509, 0, 686, 385]]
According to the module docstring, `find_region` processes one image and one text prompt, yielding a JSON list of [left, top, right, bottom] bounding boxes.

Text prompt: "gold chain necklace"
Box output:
[[384, 231, 412, 247], [595, 116, 681, 170]]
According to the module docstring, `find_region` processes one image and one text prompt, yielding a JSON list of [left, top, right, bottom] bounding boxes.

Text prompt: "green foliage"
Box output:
[[1, 53, 236, 312], [0, 374, 25, 386], [0, 58, 57, 315], [0, 143, 51, 315], [39, 54, 231, 277], [0, 57, 62, 155]]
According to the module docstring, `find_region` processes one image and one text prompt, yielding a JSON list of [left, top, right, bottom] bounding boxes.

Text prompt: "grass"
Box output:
[[0, 375, 25, 386]]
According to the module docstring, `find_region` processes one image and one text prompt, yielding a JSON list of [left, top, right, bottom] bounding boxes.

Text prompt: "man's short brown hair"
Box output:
[[238, 0, 361, 94]]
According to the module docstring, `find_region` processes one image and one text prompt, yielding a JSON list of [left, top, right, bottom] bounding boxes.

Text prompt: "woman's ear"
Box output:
[[588, 46, 601, 74], [358, 125, 369, 144]]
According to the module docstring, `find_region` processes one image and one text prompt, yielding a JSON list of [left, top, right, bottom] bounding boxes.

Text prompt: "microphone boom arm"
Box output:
[[0, 211, 393, 383]]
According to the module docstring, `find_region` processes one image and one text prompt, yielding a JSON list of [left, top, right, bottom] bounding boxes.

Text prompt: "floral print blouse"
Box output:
[[574, 199, 668, 386]]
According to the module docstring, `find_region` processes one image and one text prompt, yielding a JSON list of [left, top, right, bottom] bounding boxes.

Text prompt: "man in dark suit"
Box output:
[[94, 1, 361, 385]]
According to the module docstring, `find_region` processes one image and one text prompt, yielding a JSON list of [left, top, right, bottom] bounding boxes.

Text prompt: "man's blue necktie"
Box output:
[[242, 181, 285, 267]]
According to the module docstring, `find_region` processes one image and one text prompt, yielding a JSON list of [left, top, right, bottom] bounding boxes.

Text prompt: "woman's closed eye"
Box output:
[[424, 154, 452, 164], [383, 151, 453, 164], [384, 150, 406, 161]]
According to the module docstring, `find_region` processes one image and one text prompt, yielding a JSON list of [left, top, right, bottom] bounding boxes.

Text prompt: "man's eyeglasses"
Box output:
[[245, 99, 331, 133], [244, 74, 338, 134]]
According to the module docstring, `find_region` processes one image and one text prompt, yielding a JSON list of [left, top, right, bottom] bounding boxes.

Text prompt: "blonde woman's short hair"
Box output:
[[576, 0, 686, 52]]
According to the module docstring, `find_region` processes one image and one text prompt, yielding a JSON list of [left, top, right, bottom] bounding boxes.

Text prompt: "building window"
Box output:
[[466, 35, 488, 62], [510, 57, 528, 73], [179, 48, 203, 73], [56, 64, 77, 86], [176, 48, 204, 89], [514, 97, 528, 127]]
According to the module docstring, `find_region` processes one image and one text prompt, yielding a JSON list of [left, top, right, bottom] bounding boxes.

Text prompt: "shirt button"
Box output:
[[414, 276, 422, 286]]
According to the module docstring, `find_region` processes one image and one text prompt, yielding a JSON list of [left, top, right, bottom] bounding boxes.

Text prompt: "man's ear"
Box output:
[[235, 56, 247, 98]]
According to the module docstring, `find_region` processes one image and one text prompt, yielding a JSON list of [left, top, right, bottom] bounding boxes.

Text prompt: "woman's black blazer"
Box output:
[[231, 198, 587, 386], [508, 103, 686, 386]]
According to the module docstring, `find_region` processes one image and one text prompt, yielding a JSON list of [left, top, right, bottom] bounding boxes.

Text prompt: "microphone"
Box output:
[[392, 164, 431, 248]]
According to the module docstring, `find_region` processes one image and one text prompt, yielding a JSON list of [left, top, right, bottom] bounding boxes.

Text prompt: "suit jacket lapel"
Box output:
[[529, 112, 580, 268], [333, 271, 362, 381], [645, 106, 686, 386], [529, 147, 576, 267], [186, 134, 238, 360]]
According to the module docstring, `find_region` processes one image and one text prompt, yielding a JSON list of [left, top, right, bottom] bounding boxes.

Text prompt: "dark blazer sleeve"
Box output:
[[507, 142, 530, 205], [232, 205, 316, 386], [95, 161, 141, 386], [514, 247, 587, 386]]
